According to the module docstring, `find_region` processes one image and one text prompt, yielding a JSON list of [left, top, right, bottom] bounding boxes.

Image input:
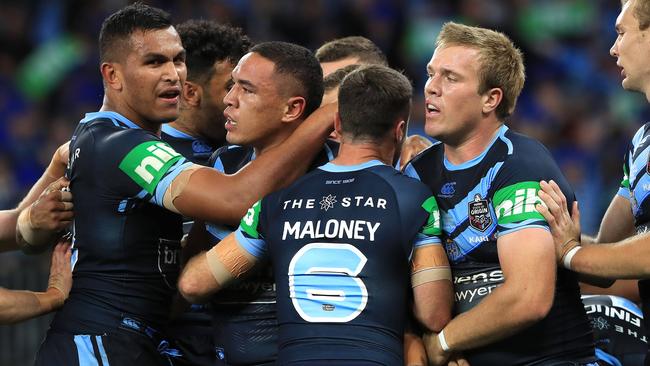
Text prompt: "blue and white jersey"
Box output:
[[161, 124, 218, 167], [204, 141, 337, 365], [53, 111, 193, 334], [583, 295, 646, 366], [405, 125, 594, 365], [616, 122, 650, 361], [236, 160, 441, 365], [618, 122, 650, 230]]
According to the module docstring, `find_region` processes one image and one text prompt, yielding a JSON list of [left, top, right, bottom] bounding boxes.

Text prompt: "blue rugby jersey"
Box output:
[[52, 111, 194, 334], [616, 122, 650, 361], [583, 295, 646, 366], [203, 141, 337, 365], [235, 160, 442, 365], [405, 125, 594, 365]]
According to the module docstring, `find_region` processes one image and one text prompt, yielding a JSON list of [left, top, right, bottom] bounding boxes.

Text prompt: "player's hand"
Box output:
[[400, 135, 432, 170], [47, 240, 73, 308], [30, 177, 74, 231], [447, 354, 470, 366], [536, 180, 581, 262], [50, 141, 70, 179], [423, 332, 451, 366], [311, 101, 338, 133]]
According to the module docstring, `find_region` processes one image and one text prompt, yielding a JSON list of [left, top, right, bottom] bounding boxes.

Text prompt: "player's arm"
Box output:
[[178, 231, 259, 303], [579, 194, 636, 292], [538, 179, 650, 278], [593, 194, 635, 243], [0, 241, 71, 324], [424, 228, 555, 365], [411, 244, 453, 332], [3, 142, 72, 253], [404, 331, 427, 366], [165, 103, 335, 226]]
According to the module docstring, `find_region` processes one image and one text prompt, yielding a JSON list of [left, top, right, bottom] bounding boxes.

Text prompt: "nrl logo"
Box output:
[[468, 194, 492, 232]]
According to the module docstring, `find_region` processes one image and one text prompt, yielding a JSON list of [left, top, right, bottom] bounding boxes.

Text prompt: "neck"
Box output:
[[444, 121, 502, 165], [101, 95, 162, 136], [253, 123, 299, 156], [167, 117, 198, 138], [331, 140, 394, 166]]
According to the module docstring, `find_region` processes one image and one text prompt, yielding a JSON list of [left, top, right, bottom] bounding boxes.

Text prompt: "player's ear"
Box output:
[[394, 119, 407, 144], [182, 81, 202, 108], [334, 112, 344, 136], [482, 87, 503, 115], [101, 62, 122, 91], [281, 97, 306, 123]]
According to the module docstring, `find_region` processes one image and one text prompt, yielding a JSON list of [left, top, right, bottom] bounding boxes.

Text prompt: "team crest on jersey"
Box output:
[[468, 194, 492, 232]]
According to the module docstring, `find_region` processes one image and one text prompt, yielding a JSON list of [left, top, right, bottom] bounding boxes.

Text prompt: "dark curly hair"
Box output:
[[176, 20, 252, 83]]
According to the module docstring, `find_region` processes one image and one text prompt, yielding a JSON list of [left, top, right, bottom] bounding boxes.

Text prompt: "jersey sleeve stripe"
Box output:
[[150, 160, 192, 206], [235, 228, 267, 259], [498, 224, 549, 237]]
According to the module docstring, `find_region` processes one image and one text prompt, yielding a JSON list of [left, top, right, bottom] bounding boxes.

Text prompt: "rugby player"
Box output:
[[179, 65, 453, 365], [161, 20, 251, 366], [536, 0, 650, 362], [404, 22, 596, 365], [31, 4, 334, 365], [180, 40, 330, 365]]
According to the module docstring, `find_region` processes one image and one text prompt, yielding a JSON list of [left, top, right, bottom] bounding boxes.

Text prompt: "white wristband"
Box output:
[[562, 246, 582, 270], [438, 329, 450, 352]]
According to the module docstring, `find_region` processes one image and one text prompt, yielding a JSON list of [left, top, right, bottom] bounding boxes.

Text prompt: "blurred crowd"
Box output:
[[0, 0, 647, 236]]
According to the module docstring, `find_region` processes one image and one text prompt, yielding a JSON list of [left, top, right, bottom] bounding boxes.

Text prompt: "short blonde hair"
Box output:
[[623, 0, 650, 30], [436, 22, 525, 120]]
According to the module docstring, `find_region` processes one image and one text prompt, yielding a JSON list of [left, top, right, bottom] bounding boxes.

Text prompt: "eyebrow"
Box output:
[[427, 64, 461, 77], [237, 78, 256, 91]]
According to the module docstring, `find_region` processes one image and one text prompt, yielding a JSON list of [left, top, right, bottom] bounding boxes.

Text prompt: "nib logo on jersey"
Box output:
[[120, 141, 182, 194], [493, 181, 544, 224]]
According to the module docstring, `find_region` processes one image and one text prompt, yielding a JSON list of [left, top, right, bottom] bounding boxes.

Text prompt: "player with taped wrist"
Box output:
[[178, 65, 453, 365]]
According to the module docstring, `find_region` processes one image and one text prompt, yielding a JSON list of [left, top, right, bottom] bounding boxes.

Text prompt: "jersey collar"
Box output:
[[319, 159, 387, 173]]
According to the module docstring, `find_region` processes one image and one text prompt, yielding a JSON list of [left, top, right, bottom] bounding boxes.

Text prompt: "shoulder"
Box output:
[[208, 145, 254, 173], [367, 165, 433, 204], [403, 141, 443, 181], [499, 129, 560, 175]]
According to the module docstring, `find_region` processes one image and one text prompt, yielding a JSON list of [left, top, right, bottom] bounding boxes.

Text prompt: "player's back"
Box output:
[[256, 161, 433, 365], [583, 295, 646, 366], [206, 141, 337, 365], [52, 112, 184, 334]]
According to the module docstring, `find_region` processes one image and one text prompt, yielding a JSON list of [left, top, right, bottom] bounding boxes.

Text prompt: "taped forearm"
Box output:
[[205, 237, 257, 285], [412, 267, 452, 287]]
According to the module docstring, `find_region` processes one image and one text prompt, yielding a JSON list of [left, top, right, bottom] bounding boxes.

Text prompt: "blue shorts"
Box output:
[[35, 328, 168, 366]]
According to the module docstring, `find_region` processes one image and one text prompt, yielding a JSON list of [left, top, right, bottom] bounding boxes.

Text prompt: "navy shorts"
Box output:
[[35, 328, 169, 366]]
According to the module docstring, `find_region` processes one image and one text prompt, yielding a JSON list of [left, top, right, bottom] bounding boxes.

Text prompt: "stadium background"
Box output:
[[0, 0, 647, 364]]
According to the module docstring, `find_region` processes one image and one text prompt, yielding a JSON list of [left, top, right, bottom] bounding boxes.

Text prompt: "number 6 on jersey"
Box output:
[[288, 243, 368, 323]]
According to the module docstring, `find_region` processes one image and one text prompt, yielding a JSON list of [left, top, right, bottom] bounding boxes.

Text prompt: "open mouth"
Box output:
[[426, 103, 440, 114], [159, 89, 180, 102], [225, 117, 237, 130]]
